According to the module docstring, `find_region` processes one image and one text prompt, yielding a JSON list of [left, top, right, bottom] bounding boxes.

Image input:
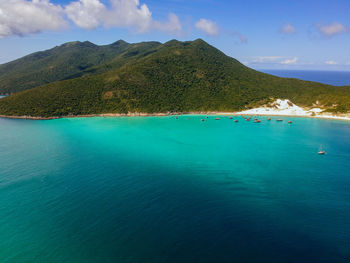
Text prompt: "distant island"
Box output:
[[0, 39, 349, 119]]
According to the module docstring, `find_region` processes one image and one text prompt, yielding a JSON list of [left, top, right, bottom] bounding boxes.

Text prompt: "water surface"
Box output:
[[0, 116, 349, 262]]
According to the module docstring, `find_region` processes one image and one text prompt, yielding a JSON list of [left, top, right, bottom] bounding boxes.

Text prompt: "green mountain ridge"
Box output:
[[0, 39, 350, 117], [0, 40, 161, 93]]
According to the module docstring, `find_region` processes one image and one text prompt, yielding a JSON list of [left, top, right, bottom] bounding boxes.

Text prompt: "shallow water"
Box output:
[[0, 116, 350, 262]]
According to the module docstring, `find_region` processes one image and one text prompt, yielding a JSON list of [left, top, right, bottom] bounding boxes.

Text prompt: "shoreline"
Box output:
[[1, 111, 350, 121]]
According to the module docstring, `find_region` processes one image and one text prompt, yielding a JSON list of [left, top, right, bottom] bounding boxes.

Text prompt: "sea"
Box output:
[[0, 70, 350, 263], [0, 116, 350, 263], [262, 69, 350, 86]]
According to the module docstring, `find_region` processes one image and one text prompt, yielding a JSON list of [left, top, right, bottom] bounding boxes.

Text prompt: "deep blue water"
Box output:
[[0, 116, 350, 262], [262, 70, 350, 86]]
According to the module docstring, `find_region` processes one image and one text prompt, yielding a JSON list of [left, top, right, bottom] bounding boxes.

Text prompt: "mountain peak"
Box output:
[[191, 38, 212, 47], [59, 41, 96, 48], [193, 38, 205, 43], [111, 40, 129, 46], [163, 39, 183, 47], [61, 41, 81, 47]]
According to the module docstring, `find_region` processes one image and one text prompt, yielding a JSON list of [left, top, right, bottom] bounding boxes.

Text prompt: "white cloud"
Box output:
[[280, 23, 296, 34], [325, 60, 337, 65], [280, 57, 298, 65], [65, 0, 106, 30], [317, 22, 348, 37], [249, 56, 299, 65], [195, 18, 219, 36], [100, 0, 153, 32], [252, 56, 283, 63], [153, 13, 182, 35], [0, 0, 182, 37], [66, 0, 182, 34], [0, 0, 67, 37]]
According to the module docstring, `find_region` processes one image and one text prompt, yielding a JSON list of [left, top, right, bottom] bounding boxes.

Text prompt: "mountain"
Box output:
[[0, 40, 161, 93], [0, 39, 349, 117]]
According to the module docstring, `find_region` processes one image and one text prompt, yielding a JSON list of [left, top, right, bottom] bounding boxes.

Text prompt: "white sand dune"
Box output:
[[236, 99, 350, 121]]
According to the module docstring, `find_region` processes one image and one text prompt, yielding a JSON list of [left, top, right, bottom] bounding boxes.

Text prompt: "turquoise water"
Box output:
[[0, 116, 350, 262]]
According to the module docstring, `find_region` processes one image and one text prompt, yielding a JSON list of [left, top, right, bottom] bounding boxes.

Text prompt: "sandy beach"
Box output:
[[1, 99, 350, 121]]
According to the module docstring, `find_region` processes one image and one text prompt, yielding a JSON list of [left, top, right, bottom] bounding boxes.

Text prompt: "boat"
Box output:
[[318, 146, 326, 155], [253, 119, 261, 123], [276, 119, 283, 122]]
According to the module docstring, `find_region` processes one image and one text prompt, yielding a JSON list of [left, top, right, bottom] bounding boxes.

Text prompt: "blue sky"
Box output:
[[0, 0, 349, 70]]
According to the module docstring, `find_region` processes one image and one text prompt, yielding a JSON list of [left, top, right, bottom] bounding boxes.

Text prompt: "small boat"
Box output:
[[174, 116, 178, 119], [215, 118, 220, 120], [201, 119, 205, 122], [229, 117, 233, 119], [276, 119, 283, 122], [253, 120, 261, 123], [318, 146, 326, 155], [234, 120, 239, 122], [288, 121, 292, 124], [267, 118, 271, 121]]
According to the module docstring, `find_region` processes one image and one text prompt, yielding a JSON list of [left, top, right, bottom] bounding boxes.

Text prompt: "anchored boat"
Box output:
[[318, 146, 326, 155]]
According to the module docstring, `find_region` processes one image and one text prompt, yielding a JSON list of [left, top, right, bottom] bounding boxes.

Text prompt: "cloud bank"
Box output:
[[248, 56, 298, 65], [0, 0, 67, 37], [280, 57, 298, 65], [0, 0, 182, 37]]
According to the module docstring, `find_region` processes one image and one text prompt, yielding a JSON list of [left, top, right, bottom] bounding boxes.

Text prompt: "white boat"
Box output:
[[318, 145, 326, 155]]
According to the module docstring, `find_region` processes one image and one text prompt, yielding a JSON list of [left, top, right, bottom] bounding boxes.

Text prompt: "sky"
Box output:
[[0, 0, 349, 70]]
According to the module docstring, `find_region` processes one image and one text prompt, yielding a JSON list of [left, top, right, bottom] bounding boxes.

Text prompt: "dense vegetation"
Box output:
[[0, 40, 161, 93], [0, 39, 350, 117]]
